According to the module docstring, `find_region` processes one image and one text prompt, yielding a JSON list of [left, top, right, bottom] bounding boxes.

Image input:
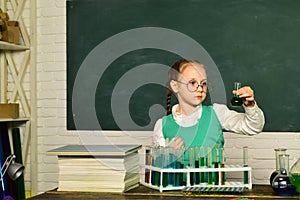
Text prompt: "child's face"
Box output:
[[175, 63, 207, 109]]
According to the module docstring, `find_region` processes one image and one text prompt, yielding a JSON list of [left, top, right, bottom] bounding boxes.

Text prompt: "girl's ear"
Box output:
[[170, 80, 179, 93]]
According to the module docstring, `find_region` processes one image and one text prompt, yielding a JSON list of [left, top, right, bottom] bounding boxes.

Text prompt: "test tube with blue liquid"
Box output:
[[175, 148, 184, 186], [150, 147, 156, 186], [168, 146, 177, 186], [162, 146, 169, 187], [152, 147, 161, 186]]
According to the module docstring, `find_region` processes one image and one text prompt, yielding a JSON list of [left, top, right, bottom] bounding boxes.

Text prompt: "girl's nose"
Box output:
[[196, 84, 203, 92]]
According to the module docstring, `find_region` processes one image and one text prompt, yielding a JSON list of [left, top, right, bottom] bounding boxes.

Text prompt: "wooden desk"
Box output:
[[28, 185, 299, 200]]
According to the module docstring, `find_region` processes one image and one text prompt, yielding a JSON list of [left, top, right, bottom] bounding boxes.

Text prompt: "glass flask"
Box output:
[[290, 158, 300, 193], [271, 154, 296, 196], [269, 148, 287, 185], [231, 82, 243, 107]]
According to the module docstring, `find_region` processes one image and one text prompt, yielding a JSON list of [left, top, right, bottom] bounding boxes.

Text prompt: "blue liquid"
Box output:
[[272, 171, 296, 196], [151, 158, 156, 185], [162, 153, 177, 187], [175, 162, 183, 186], [151, 170, 156, 185], [272, 185, 296, 196]]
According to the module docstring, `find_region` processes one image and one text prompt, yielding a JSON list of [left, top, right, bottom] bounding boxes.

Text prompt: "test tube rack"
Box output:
[[141, 164, 252, 192]]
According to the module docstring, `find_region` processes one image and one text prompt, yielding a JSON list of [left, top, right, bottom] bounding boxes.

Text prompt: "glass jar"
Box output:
[[270, 148, 287, 185], [290, 158, 300, 193], [271, 154, 296, 196]]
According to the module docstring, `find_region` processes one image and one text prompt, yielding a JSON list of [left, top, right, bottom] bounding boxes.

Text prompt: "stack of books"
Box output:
[[48, 144, 142, 192]]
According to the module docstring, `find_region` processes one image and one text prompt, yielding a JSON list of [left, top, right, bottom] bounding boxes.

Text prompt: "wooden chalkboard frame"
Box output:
[[67, 0, 300, 132]]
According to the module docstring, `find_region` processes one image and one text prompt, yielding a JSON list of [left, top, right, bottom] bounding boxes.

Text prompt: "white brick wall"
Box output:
[[31, 0, 300, 195], [223, 132, 300, 184]]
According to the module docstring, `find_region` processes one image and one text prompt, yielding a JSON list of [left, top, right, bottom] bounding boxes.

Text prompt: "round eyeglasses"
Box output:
[[176, 80, 208, 92]]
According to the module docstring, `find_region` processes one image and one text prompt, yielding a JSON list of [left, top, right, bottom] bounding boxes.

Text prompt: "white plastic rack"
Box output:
[[141, 164, 252, 192]]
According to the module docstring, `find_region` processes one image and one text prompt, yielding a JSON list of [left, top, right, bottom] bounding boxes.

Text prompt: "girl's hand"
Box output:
[[233, 86, 255, 107], [168, 136, 185, 150]]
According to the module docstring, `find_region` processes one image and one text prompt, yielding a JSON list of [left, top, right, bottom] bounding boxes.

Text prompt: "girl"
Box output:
[[152, 59, 265, 154]]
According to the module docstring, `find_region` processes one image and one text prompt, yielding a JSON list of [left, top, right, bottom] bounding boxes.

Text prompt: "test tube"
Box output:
[[194, 147, 200, 184], [151, 147, 156, 186], [219, 147, 225, 185], [188, 147, 195, 185], [213, 146, 219, 185], [207, 147, 213, 185], [174, 148, 180, 186], [178, 148, 185, 186], [162, 147, 168, 187], [243, 146, 249, 184], [145, 146, 150, 183], [199, 146, 206, 183], [169, 146, 176, 186], [154, 147, 161, 186]]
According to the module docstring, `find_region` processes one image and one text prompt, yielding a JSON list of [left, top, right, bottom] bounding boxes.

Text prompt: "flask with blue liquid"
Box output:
[[271, 154, 296, 196]]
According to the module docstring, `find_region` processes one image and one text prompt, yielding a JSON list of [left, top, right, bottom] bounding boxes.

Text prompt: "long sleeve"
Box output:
[[213, 103, 265, 135], [152, 118, 166, 147], [152, 103, 265, 147]]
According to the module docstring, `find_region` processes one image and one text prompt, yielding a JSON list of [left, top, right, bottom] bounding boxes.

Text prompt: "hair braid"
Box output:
[[166, 88, 172, 115]]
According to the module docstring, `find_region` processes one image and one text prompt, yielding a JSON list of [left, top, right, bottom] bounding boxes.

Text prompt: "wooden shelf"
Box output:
[[0, 118, 29, 122], [0, 41, 29, 51]]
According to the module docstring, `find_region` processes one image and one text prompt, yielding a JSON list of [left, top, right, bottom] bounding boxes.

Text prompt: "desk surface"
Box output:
[[28, 185, 299, 200]]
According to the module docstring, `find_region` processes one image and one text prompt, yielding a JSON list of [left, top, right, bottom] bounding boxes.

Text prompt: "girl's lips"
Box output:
[[195, 96, 202, 99]]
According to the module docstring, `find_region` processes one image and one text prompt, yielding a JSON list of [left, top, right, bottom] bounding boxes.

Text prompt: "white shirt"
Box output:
[[152, 103, 265, 146]]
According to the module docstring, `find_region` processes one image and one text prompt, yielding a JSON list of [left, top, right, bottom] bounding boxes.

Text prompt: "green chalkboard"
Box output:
[[67, 0, 300, 132]]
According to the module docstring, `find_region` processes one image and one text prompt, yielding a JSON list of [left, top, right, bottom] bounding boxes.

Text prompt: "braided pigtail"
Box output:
[[166, 87, 172, 115], [165, 59, 189, 115]]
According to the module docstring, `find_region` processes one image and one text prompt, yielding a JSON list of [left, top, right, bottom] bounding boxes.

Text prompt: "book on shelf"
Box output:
[[48, 144, 142, 192]]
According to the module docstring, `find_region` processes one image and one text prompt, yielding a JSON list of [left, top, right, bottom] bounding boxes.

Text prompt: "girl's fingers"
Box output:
[[237, 87, 253, 96], [170, 137, 185, 149], [232, 86, 255, 107]]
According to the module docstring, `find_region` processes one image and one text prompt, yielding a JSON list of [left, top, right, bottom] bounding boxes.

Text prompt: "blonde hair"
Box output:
[[166, 59, 206, 115]]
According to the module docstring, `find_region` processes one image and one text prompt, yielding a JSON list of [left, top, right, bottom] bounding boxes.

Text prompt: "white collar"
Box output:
[[172, 104, 202, 123]]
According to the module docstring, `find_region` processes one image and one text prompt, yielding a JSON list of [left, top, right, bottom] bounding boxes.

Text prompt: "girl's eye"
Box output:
[[201, 81, 207, 86], [189, 80, 197, 86]]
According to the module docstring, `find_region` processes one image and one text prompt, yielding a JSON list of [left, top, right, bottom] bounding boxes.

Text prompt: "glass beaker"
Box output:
[[270, 148, 287, 185], [290, 158, 300, 193], [231, 82, 243, 107], [271, 154, 296, 196]]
